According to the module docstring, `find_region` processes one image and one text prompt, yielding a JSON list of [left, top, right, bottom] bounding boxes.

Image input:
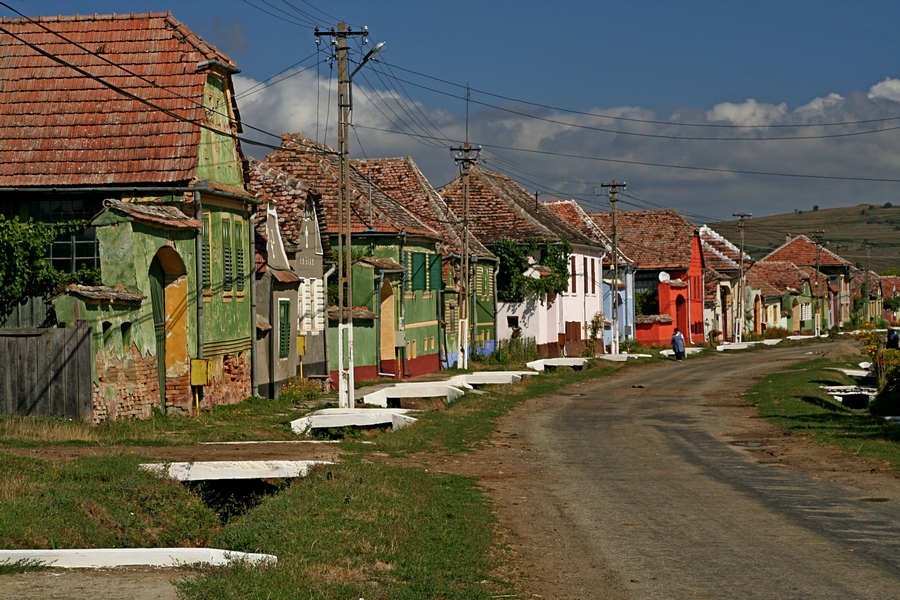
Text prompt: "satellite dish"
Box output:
[[658, 271, 670, 282]]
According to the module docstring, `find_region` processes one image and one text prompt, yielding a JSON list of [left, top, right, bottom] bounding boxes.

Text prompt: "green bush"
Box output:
[[619, 338, 641, 354], [276, 376, 324, 405], [871, 370, 900, 416]]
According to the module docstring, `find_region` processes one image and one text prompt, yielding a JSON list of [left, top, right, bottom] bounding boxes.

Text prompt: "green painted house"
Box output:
[[0, 13, 256, 420], [259, 135, 446, 386]]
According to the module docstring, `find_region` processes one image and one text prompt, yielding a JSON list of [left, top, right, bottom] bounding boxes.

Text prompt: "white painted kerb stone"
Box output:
[[291, 408, 417, 435], [0, 548, 276, 568], [140, 460, 328, 481]]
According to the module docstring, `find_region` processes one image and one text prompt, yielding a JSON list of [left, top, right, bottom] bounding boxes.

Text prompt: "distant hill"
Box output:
[[708, 203, 900, 275]]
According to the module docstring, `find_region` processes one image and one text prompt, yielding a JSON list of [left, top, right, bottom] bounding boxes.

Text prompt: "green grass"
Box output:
[[744, 357, 900, 468], [0, 559, 46, 574], [0, 395, 326, 448], [0, 453, 219, 549]]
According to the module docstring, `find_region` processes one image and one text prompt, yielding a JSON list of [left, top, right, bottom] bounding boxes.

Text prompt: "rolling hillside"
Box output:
[[708, 203, 900, 274]]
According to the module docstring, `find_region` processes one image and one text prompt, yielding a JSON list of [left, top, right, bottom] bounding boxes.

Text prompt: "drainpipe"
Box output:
[[193, 191, 205, 406], [250, 208, 259, 397], [687, 274, 695, 345], [322, 263, 336, 380]]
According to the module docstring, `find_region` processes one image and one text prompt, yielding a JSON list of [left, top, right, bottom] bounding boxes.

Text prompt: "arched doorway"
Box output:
[[675, 294, 687, 335], [754, 294, 763, 335], [379, 279, 396, 376], [149, 248, 189, 411], [792, 298, 801, 332]]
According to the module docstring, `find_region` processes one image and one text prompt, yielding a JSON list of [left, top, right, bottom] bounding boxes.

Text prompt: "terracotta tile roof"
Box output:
[[636, 314, 673, 324], [328, 306, 377, 321], [881, 275, 900, 298], [439, 167, 598, 248], [589, 209, 698, 270], [849, 268, 882, 297], [699, 226, 750, 272], [748, 261, 814, 295], [744, 269, 782, 299], [359, 256, 405, 271], [96, 198, 201, 229], [541, 199, 632, 265], [57, 284, 144, 305], [0, 12, 237, 187], [762, 234, 850, 268], [354, 157, 496, 261], [260, 135, 440, 240], [271, 269, 300, 284]]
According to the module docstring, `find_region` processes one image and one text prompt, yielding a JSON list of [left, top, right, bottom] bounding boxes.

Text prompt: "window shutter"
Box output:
[[222, 218, 233, 292], [429, 253, 442, 290], [201, 213, 211, 291], [278, 299, 291, 358], [313, 278, 324, 333], [412, 252, 426, 291], [234, 219, 245, 292]]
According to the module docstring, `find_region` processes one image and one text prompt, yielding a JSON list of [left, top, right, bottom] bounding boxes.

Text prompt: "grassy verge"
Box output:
[[744, 356, 900, 468], [0, 357, 639, 598]]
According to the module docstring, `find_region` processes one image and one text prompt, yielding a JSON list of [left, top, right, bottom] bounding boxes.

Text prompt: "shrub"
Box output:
[[276, 376, 324, 405], [619, 338, 641, 354]]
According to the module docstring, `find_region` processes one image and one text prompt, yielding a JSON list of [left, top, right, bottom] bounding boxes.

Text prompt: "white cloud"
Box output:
[[705, 99, 789, 126], [868, 77, 900, 102], [794, 93, 845, 119]]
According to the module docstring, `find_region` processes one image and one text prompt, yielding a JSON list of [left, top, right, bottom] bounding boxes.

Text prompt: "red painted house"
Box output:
[[590, 209, 705, 347]]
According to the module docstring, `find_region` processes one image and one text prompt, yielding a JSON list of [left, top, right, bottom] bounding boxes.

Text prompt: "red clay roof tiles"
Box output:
[[762, 234, 850, 268], [0, 12, 236, 186], [589, 209, 698, 270]]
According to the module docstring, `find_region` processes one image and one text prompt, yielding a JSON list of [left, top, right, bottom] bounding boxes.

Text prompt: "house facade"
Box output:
[[0, 13, 255, 421], [747, 261, 828, 334], [440, 168, 605, 358], [590, 209, 705, 347], [259, 135, 444, 386], [354, 157, 498, 368]]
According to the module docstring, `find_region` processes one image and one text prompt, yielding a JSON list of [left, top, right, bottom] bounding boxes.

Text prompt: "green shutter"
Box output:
[[279, 299, 291, 358], [234, 219, 245, 292], [201, 213, 211, 291], [222, 217, 233, 292], [429, 253, 442, 290], [412, 252, 426, 291]]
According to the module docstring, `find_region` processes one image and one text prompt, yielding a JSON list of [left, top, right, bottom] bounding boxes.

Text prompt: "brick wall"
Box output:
[[93, 343, 160, 423]]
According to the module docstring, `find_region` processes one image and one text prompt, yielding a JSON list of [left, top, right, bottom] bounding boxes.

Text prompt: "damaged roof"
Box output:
[[94, 198, 201, 229], [0, 12, 238, 187]]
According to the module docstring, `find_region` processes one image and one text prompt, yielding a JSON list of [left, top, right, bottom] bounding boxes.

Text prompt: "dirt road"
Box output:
[[4, 344, 900, 598], [447, 344, 900, 599]]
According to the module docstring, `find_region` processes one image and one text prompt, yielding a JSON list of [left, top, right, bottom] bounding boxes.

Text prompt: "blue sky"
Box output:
[[5, 1, 900, 222]]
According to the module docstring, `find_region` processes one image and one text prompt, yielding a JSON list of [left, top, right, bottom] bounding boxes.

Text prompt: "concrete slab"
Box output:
[[291, 408, 417, 435], [661, 348, 704, 356], [597, 354, 636, 362], [140, 460, 329, 481], [446, 372, 524, 387], [716, 343, 752, 351], [360, 382, 466, 407], [828, 368, 872, 378], [787, 335, 816, 340], [0, 548, 276, 568], [761, 339, 782, 345], [526, 358, 589, 372]]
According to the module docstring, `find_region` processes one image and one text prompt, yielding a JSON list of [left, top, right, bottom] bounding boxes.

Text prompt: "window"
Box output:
[[121, 322, 132, 352], [234, 219, 245, 293], [313, 278, 324, 333], [299, 278, 312, 334], [570, 256, 577, 294], [201, 213, 211, 292], [278, 299, 291, 359], [222, 216, 233, 293], [591, 259, 596, 295], [583, 257, 588, 295]]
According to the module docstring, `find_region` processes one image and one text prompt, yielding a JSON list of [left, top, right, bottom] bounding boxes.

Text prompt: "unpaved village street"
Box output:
[[447, 343, 900, 599], [4, 343, 900, 599]]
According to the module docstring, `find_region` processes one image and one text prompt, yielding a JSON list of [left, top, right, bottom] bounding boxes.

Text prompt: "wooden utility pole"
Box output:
[[733, 213, 750, 343], [861, 240, 876, 321], [316, 23, 370, 408], [450, 142, 480, 369], [601, 180, 625, 354], [809, 230, 825, 335]]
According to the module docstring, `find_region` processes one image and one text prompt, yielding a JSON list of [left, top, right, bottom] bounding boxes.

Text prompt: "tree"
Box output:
[[0, 216, 92, 310], [813, 205, 819, 211], [492, 238, 572, 303]]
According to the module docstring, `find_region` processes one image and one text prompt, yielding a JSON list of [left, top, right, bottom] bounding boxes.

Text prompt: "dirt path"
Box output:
[[4, 344, 899, 598], [436, 345, 900, 598]]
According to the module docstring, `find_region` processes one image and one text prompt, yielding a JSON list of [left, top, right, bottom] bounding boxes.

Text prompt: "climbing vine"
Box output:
[[492, 238, 572, 303], [0, 216, 93, 309]]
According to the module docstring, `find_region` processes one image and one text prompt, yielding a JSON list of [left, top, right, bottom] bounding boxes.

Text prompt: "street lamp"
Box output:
[[317, 24, 385, 409]]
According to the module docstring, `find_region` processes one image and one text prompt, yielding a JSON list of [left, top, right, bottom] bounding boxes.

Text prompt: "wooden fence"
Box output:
[[0, 321, 92, 420]]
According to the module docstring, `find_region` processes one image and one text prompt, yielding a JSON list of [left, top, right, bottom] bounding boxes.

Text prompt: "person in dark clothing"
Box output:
[[887, 328, 899, 350], [671, 328, 686, 362]]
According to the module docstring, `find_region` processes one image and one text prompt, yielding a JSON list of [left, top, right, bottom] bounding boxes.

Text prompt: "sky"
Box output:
[[5, 1, 900, 223]]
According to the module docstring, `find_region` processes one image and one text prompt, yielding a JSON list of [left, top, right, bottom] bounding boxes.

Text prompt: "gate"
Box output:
[[0, 321, 92, 420]]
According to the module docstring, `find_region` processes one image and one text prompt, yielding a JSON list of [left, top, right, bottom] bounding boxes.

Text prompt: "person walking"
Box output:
[[671, 328, 685, 362]]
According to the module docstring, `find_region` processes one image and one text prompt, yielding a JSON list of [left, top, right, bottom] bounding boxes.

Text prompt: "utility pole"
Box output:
[[316, 23, 382, 408], [450, 142, 480, 369], [733, 213, 750, 343], [601, 180, 625, 354], [861, 240, 876, 322], [809, 230, 825, 335]]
